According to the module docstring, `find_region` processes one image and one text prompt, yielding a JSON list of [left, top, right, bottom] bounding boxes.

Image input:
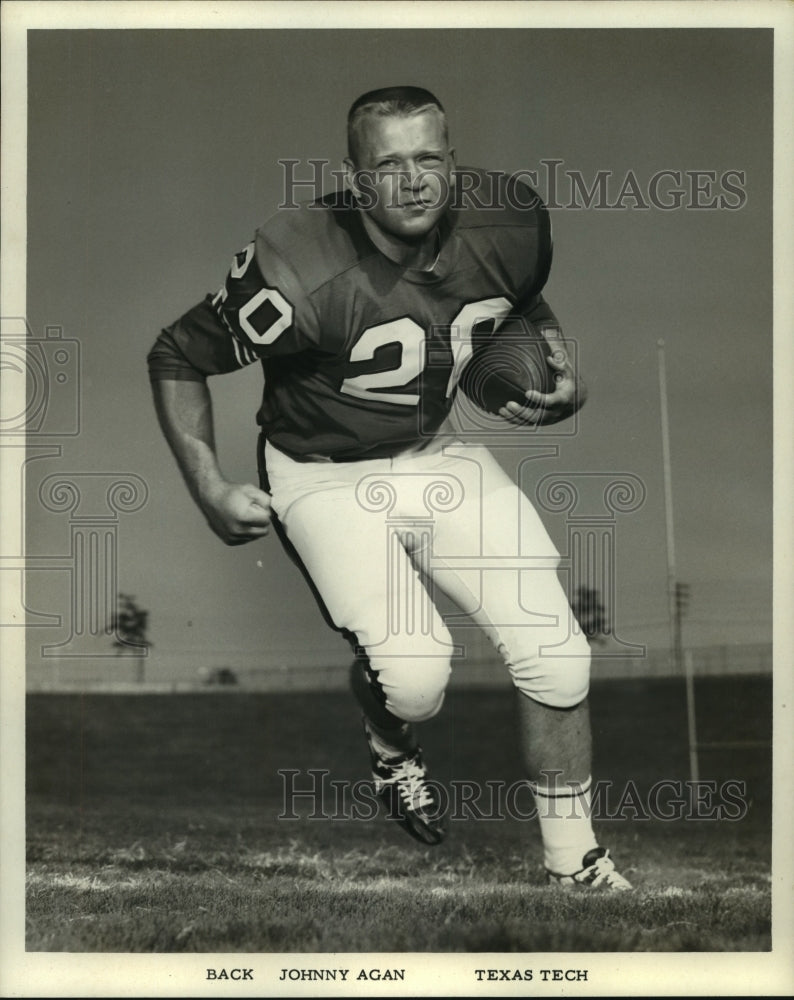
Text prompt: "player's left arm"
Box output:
[[499, 296, 587, 426]]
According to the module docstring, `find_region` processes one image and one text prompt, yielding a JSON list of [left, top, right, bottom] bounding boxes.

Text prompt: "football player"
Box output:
[[148, 86, 632, 890]]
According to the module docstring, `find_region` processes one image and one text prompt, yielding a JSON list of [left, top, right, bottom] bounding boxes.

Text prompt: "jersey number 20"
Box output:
[[339, 297, 512, 406]]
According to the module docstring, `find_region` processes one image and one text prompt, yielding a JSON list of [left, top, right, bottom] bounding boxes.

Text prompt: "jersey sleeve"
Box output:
[[512, 178, 553, 303], [213, 235, 319, 358], [147, 295, 242, 382], [517, 293, 561, 333], [506, 179, 556, 333], [147, 234, 319, 383]]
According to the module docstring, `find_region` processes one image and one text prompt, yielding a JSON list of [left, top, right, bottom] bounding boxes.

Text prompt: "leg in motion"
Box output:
[[517, 692, 631, 890], [349, 655, 445, 845], [267, 451, 449, 844], [427, 445, 632, 886]]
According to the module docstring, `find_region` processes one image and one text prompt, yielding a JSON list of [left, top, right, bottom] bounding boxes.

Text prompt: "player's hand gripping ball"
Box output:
[[458, 317, 558, 415]]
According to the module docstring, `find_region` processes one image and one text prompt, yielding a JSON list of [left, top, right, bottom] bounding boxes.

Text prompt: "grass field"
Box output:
[[26, 675, 772, 952]]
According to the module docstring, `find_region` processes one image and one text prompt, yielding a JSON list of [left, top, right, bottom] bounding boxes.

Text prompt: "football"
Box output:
[[458, 317, 556, 414]]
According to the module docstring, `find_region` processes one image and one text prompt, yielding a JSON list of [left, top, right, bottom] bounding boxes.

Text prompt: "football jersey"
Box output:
[[148, 169, 556, 460]]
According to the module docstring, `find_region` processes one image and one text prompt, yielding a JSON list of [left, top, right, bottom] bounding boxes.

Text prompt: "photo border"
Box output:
[[2, 2, 792, 996]]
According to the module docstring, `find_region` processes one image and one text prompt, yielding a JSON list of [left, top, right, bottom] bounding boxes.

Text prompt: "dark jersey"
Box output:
[[148, 169, 556, 460]]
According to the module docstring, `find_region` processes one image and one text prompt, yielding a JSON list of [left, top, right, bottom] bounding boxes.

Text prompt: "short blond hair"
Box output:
[[347, 86, 448, 163]]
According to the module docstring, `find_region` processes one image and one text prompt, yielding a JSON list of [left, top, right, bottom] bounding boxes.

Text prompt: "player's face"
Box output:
[[347, 111, 455, 244]]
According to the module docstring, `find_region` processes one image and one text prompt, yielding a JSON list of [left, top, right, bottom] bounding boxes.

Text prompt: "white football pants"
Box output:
[[265, 439, 590, 723]]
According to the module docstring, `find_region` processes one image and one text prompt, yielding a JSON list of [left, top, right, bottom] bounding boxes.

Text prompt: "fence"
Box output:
[[25, 641, 773, 693]]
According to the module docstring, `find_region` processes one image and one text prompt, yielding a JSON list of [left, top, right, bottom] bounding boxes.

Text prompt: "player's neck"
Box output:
[[359, 213, 441, 271]]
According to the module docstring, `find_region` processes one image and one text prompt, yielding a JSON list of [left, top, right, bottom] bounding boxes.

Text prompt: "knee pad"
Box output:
[[378, 655, 451, 723], [507, 631, 591, 708]]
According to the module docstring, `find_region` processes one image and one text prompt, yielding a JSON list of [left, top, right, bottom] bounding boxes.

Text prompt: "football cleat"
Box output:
[[546, 847, 633, 891], [363, 720, 446, 845]]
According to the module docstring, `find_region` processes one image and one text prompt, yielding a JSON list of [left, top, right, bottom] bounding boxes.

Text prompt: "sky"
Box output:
[[16, 25, 774, 684]]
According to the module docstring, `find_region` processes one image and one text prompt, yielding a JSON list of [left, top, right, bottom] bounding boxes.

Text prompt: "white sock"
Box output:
[[532, 775, 599, 875]]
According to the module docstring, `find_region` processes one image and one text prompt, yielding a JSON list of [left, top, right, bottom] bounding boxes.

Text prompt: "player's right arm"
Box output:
[[148, 235, 311, 542], [149, 377, 272, 546], [147, 283, 275, 545]]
